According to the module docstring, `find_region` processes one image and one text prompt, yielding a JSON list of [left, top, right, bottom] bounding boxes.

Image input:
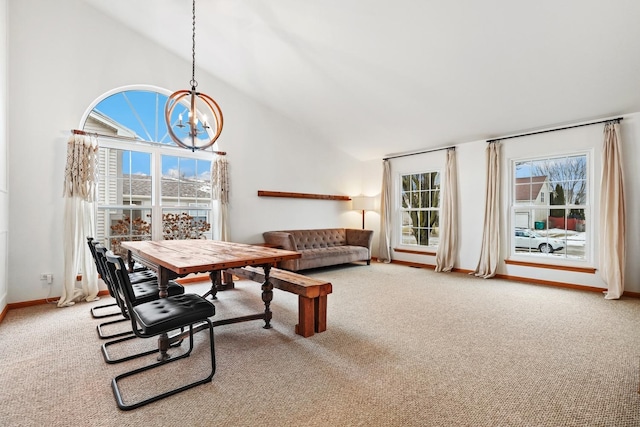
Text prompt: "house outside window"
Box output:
[[86, 88, 216, 257], [400, 172, 440, 248], [512, 154, 588, 260]]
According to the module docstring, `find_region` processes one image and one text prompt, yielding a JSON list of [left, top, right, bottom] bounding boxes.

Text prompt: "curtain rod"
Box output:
[[486, 117, 623, 143], [71, 129, 227, 155], [383, 145, 455, 161]]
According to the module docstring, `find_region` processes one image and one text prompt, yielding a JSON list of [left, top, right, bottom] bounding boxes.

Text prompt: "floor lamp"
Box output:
[[352, 196, 375, 229]]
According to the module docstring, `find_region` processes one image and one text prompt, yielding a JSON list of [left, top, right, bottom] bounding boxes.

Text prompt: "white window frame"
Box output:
[[83, 85, 217, 249], [510, 151, 591, 265], [397, 170, 441, 250]]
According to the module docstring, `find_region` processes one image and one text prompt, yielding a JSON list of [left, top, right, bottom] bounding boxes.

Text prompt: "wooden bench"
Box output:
[[226, 266, 332, 337]]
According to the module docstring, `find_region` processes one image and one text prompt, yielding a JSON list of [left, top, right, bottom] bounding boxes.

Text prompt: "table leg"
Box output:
[[261, 264, 273, 329], [126, 250, 134, 274], [157, 267, 169, 299], [157, 266, 170, 361], [221, 271, 235, 289], [201, 271, 221, 300]]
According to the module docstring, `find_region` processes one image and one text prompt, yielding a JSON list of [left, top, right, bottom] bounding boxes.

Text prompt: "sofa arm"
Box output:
[[263, 231, 298, 251], [345, 229, 373, 251]]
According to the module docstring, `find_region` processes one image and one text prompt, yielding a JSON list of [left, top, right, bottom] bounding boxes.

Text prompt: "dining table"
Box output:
[[121, 239, 301, 360]]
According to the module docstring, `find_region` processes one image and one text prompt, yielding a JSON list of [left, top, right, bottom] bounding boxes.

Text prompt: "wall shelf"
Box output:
[[258, 190, 351, 201]]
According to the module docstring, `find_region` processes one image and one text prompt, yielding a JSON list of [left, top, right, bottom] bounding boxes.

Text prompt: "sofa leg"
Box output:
[[367, 259, 370, 265]]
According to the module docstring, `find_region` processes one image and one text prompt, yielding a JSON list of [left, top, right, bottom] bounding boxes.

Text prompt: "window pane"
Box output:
[[92, 90, 172, 145], [161, 155, 211, 206], [430, 190, 439, 209], [99, 208, 152, 258], [514, 183, 532, 204], [401, 192, 410, 209], [515, 161, 533, 178], [401, 211, 417, 244], [128, 151, 151, 175], [161, 209, 212, 240], [419, 191, 429, 208], [401, 176, 411, 192], [428, 211, 440, 246]]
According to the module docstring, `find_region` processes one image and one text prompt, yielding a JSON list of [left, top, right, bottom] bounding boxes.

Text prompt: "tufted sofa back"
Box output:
[[288, 229, 347, 250], [263, 228, 373, 252]]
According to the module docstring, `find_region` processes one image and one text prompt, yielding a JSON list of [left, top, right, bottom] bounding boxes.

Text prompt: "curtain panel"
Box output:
[[378, 160, 392, 263], [211, 156, 230, 241], [59, 134, 99, 307], [435, 149, 458, 272], [600, 122, 626, 299], [473, 141, 501, 278]]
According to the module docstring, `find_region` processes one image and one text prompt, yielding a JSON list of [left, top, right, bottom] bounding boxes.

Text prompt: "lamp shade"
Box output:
[[352, 196, 375, 211]]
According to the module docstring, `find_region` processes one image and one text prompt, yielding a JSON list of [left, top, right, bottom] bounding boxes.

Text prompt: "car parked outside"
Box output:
[[515, 228, 565, 254]]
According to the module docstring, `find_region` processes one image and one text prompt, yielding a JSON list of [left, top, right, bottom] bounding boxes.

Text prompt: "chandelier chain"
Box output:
[[164, 0, 223, 151], [190, 0, 197, 88]]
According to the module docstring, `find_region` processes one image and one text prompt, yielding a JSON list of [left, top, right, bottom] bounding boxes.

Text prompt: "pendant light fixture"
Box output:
[[164, 0, 223, 151]]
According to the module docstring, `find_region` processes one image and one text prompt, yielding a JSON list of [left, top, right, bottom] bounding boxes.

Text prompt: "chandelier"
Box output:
[[164, 0, 223, 151]]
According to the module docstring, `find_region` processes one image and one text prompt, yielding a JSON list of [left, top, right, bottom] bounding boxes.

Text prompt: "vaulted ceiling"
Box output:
[[83, 0, 640, 161]]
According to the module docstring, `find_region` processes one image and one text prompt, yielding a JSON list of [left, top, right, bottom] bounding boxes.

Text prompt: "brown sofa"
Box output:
[[262, 228, 373, 272]]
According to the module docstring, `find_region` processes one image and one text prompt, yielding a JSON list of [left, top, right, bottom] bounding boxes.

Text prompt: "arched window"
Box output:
[[83, 86, 219, 256]]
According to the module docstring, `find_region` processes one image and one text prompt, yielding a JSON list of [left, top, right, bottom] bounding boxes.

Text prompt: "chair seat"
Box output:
[[129, 269, 158, 284], [132, 280, 184, 304], [134, 294, 215, 336]]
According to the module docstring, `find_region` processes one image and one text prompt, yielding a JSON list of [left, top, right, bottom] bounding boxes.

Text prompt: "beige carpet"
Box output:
[[1, 262, 640, 426]]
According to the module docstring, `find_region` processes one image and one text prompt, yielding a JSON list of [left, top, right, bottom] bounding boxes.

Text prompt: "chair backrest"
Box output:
[[93, 243, 117, 296], [87, 237, 107, 280], [95, 244, 133, 321], [104, 251, 138, 318]]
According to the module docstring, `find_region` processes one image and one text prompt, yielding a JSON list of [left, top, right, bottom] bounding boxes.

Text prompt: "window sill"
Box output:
[[394, 247, 437, 256], [505, 258, 596, 274]]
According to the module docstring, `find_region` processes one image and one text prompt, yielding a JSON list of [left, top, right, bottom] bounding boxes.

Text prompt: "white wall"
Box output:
[[389, 114, 640, 293], [7, 0, 639, 305], [6, 0, 366, 304], [0, 0, 8, 313]]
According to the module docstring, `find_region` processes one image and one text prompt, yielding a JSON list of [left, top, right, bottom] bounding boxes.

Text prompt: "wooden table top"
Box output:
[[121, 240, 301, 275]]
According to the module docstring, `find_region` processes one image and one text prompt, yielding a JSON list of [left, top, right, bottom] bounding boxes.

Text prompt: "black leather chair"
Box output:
[[87, 237, 120, 319], [93, 242, 184, 340], [87, 236, 161, 326], [94, 243, 186, 364], [104, 251, 216, 411]]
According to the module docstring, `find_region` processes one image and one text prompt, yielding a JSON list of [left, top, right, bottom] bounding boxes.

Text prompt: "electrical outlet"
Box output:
[[40, 273, 53, 284]]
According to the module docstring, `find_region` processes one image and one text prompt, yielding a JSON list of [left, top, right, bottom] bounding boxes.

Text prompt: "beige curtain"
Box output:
[[59, 134, 99, 307], [211, 156, 230, 241], [474, 141, 501, 278], [378, 160, 392, 263], [435, 149, 458, 272], [600, 122, 626, 299]]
